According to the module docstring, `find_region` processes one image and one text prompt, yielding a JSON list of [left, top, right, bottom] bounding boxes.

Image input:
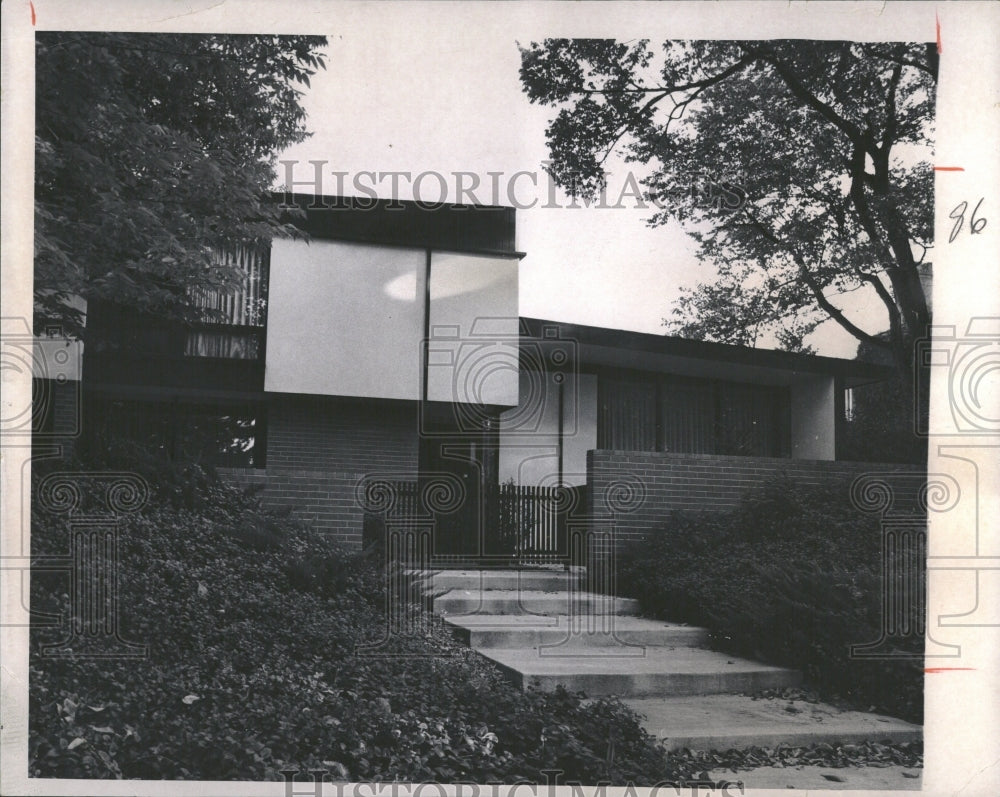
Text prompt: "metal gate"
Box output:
[[366, 480, 583, 566]]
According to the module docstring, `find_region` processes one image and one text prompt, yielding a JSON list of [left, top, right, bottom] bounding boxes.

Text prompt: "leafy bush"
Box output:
[[29, 448, 678, 782], [617, 477, 923, 724]]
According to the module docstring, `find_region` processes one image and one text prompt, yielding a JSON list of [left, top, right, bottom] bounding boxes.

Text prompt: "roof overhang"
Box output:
[[274, 192, 524, 259], [519, 317, 893, 388]]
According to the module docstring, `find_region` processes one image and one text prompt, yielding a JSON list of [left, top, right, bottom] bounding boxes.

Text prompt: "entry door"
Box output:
[[418, 404, 499, 560]]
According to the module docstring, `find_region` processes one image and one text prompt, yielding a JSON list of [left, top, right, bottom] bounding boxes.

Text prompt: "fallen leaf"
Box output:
[[821, 773, 846, 782], [181, 694, 200, 705], [90, 726, 115, 734], [67, 738, 86, 750]]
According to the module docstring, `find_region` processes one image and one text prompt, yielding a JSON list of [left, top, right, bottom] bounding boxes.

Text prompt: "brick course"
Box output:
[[266, 394, 419, 474], [586, 449, 926, 549], [220, 395, 419, 549]]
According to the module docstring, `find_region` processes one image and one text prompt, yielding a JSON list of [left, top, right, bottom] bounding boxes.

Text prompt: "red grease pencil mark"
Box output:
[[934, 166, 965, 172], [30, 1, 36, 25], [936, 12, 942, 54], [924, 667, 975, 673]]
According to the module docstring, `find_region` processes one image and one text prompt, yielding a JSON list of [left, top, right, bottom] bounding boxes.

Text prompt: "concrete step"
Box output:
[[445, 614, 709, 649], [421, 569, 920, 754], [432, 589, 640, 617], [622, 694, 922, 751], [477, 646, 801, 697], [408, 568, 584, 596]]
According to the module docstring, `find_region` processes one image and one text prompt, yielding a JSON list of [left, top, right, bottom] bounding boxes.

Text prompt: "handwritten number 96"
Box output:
[[949, 198, 987, 243]]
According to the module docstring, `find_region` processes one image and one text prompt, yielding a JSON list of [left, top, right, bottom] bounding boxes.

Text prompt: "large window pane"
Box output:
[[596, 371, 791, 458], [598, 378, 656, 450], [717, 383, 786, 457], [84, 398, 266, 467], [661, 378, 716, 454]]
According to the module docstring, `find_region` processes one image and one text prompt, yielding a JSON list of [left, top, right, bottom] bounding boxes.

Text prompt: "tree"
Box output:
[[519, 40, 937, 386], [34, 33, 327, 338], [839, 336, 925, 464]]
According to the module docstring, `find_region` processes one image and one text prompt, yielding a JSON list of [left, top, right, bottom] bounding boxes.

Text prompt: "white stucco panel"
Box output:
[[426, 252, 519, 406], [265, 238, 425, 399], [790, 375, 837, 460]]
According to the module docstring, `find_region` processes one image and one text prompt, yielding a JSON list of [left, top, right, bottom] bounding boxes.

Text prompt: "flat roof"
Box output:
[[275, 192, 522, 258], [519, 317, 893, 388]]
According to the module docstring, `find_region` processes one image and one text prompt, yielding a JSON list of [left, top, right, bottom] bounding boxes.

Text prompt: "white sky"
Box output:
[[278, 23, 900, 359]]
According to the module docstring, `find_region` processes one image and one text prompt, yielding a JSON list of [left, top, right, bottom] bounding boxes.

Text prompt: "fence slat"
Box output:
[[378, 479, 576, 565]]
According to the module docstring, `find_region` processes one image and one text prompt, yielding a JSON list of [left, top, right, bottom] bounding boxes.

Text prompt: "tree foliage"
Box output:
[[520, 39, 937, 379], [839, 336, 926, 463], [34, 33, 327, 337]]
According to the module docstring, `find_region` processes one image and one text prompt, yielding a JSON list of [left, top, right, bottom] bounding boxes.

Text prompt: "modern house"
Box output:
[[36, 194, 903, 563]]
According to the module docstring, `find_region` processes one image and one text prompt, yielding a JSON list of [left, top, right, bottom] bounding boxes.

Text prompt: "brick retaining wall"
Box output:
[[218, 467, 375, 549], [586, 449, 926, 549]]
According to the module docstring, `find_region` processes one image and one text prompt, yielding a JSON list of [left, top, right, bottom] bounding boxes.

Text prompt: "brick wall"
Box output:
[[218, 467, 374, 549], [586, 449, 926, 549], [266, 394, 419, 474], [220, 395, 419, 549]]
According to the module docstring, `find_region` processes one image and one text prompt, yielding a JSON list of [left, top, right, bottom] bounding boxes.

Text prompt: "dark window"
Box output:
[[184, 246, 268, 359], [31, 378, 56, 435], [85, 398, 267, 467], [716, 382, 785, 456], [184, 326, 262, 359], [599, 372, 789, 457], [85, 246, 268, 362]]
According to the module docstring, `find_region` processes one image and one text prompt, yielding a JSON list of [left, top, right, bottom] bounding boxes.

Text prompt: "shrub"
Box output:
[[617, 477, 923, 724], [29, 447, 679, 782]]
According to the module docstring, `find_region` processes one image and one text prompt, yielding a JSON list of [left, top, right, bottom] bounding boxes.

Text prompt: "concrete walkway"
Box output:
[[708, 764, 921, 790], [624, 693, 920, 751]]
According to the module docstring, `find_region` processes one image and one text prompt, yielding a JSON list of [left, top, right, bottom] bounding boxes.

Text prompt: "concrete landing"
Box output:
[[623, 694, 922, 751], [708, 764, 921, 790], [478, 646, 801, 697], [444, 614, 709, 648], [432, 589, 640, 617]]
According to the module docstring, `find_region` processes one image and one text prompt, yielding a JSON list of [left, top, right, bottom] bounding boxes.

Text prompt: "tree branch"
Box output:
[[749, 46, 872, 156], [573, 54, 762, 170], [743, 210, 888, 348]]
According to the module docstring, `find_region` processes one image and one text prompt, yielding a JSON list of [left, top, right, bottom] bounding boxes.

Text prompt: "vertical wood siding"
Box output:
[[600, 373, 789, 457]]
